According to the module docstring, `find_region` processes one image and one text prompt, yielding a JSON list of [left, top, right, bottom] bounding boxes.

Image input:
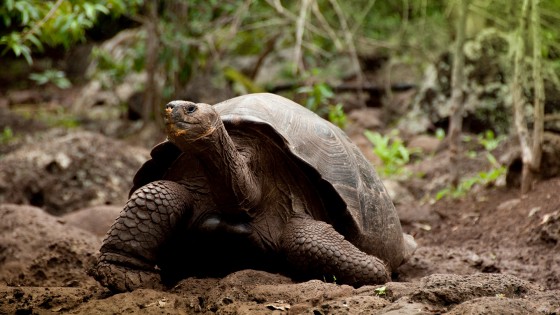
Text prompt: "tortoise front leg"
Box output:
[[92, 180, 192, 292], [280, 214, 390, 287]]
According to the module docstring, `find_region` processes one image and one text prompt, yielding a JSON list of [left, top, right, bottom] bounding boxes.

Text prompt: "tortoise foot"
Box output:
[[92, 254, 163, 292], [281, 215, 390, 287]]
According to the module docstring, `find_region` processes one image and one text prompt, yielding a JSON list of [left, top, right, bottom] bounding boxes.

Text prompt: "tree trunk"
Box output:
[[512, 0, 532, 194], [530, 0, 544, 176], [447, 0, 468, 187]]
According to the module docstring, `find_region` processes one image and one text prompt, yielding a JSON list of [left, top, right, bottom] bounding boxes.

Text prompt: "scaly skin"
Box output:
[[92, 180, 192, 292], [280, 214, 390, 286]]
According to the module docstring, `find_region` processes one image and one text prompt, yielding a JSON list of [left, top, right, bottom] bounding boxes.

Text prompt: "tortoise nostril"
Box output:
[[165, 102, 176, 110]]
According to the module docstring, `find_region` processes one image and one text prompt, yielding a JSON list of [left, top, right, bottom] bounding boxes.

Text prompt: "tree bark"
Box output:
[[447, 0, 468, 187], [530, 0, 544, 174], [512, 0, 532, 194]]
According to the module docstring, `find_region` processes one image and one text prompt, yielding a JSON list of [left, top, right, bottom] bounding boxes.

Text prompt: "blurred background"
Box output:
[[1, 0, 560, 199]]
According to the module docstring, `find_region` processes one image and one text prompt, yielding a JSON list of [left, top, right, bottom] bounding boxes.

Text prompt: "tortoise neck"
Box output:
[[189, 120, 261, 215]]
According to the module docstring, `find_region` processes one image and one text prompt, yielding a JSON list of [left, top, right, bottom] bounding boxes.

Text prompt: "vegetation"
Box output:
[[436, 130, 507, 200], [374, 286, 387, 296], [364, 130, 416, 178], [29, 69, 71, 88], [435, 153, 506, 200], [2, 0, 560, 193], [297, 79, 347, 128], [0, 127, 15, 145], [0, 0, 141, 64]]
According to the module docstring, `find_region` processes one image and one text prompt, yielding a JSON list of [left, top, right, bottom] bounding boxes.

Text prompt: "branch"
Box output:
[[530, 0, 544, 172], [293, 0, 311, 74], [447, 0, 468, 187], [21, 0, 64, 40], [328, 0, 365, 106]]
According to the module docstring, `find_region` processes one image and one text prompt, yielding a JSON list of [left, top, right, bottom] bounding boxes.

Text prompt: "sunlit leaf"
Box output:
[[26, 33, 43, 51]]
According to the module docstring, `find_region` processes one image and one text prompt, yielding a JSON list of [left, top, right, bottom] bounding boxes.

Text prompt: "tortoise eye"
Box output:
[[186, 105, 197, 114]]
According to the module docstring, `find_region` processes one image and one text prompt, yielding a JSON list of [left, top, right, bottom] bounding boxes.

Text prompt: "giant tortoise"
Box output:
[[93, 93, 416, 292]]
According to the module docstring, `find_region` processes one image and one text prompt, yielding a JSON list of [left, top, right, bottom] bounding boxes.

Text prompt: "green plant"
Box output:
[[477, 130, 505, 151], [89, 36, 145, 89], [297, 78, 347, 129], [297, 82, 334, 114], [435, 128, 446, 141], [435, 153, 506, 200], [0, 0, 141, 64], [29, 70, 71, 88], [365, 129, 414, 177], [322, 275, 337, 284], [328, 104, 347, 129], [374, 286, 387, 296], [223, 66, 263, 94], [0, 127, 15, 144], [24, 107, 81, 129]]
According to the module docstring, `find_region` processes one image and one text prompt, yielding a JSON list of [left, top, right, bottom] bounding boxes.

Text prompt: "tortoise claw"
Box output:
[[92, 259, 163, 292]]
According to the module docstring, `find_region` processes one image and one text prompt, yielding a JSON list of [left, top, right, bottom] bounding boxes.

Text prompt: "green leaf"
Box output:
[[317, 83, 334, 98], [17, 2, 30, 25], [94, 3, 110, 15], [398, 145, 410, 163], [6, 0, 15, 11], [26, 33, 43, 51], [296, 86, 313, 93], [374, 286, 387, 296], [83, 3, 96, 20], [20, 45, 32, 64], [2, 14, 12, 27], [223, 66, 264, 93], [12, 42, 21, 56]]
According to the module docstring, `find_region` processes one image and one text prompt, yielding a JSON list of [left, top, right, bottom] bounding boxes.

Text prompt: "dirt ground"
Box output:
[[0, 101, 559, 314]]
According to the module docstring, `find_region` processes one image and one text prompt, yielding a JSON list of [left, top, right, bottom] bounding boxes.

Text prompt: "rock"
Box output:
[[0, 130, 149, 215], [0, 204, 100, 287], [408, 135, 441, 154], [531, 210, 560, 245], [383, 179, 415, 205], [411, 273, 536, 306], [348, 108, 383, 131], [447, 296, 538, 315], [62, 205, 122, 236], [496, 198, 521, 212]]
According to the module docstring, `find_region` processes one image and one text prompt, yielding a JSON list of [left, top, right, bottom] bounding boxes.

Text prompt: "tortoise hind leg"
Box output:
[[91, 180, 192, 292], [280, 214, 390, 287]]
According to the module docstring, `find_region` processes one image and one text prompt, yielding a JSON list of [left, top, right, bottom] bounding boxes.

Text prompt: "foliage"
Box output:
[[89, 32, 145, 88], [223, 67, 264, 94], [297, 82, 334, 114], [435, 128, 446, 141], [297, 78, 347, 129], [29, 69, 71, 88], [436, 130, 507, 200], [322, 275, 337, 284], [477, 130, 505, 152], [16, 107, 80, 128], [374, 286, 387, 296], [364, 129, 414, 177], [327, 104, 347, 129], [435, 153, 506, 200], [0, 127, 15, 145], [0, 0, 142, 64]]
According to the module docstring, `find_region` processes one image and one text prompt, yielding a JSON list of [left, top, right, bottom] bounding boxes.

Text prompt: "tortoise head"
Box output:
[[164, 100, 220, 147]]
